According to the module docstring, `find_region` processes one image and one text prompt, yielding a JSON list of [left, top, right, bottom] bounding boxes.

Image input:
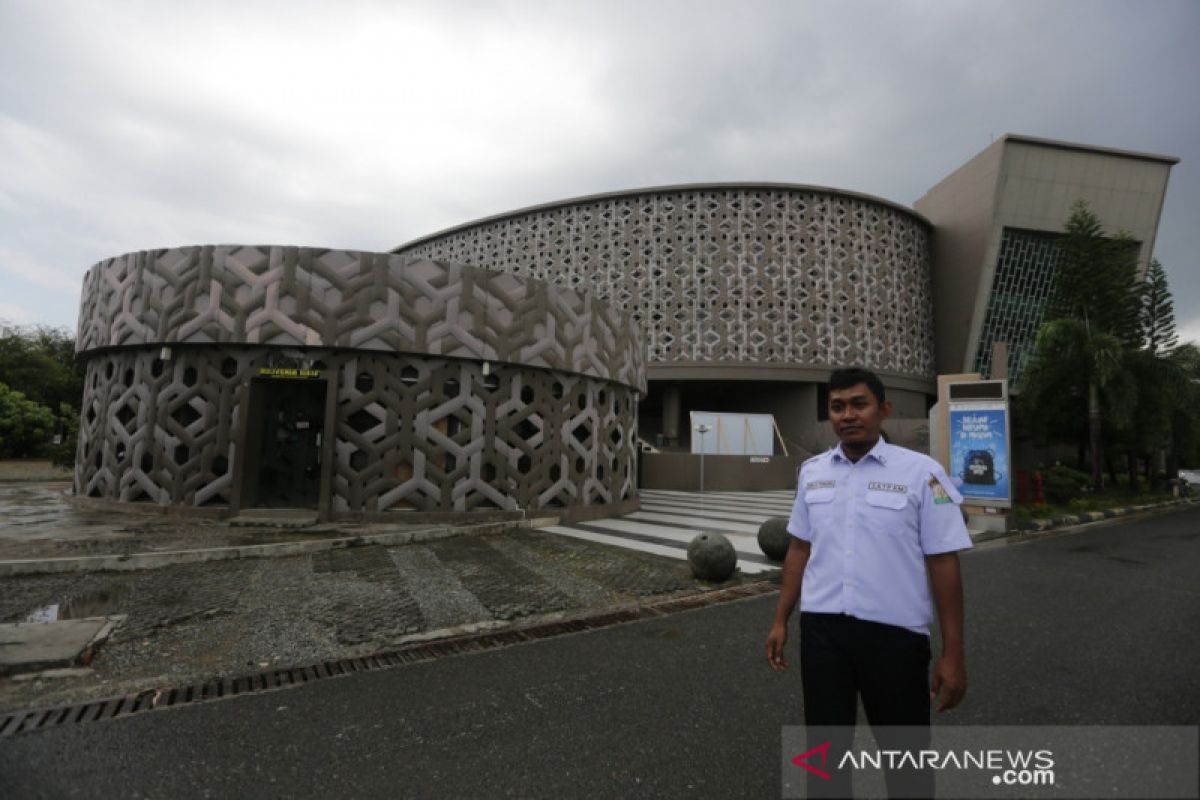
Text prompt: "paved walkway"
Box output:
[[0, 480, 782, 714], [0, 481, 792, 573], [0, 481, 433, 564], [1, 474, 1192, 726], [543, 489, 793, 574], [7, 506, 1200, 798]]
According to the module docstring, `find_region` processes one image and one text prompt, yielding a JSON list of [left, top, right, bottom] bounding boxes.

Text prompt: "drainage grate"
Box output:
[[0, 581, 776, 738]]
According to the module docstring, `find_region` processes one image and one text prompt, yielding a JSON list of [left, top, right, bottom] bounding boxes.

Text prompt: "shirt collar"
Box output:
[[831, 438, 890, 466]]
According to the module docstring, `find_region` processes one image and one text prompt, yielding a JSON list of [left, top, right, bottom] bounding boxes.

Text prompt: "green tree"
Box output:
[[0, 321, 83, 453], [1031, 200, 1147, 489], [1111, 347, 1171, 487], [1164, 343, 1200, 472], [1139, 259, 1178, 355], [0, 382, 56, 457], [1020, 319, 1126, 490], [1049, 200, 1141, 344], [1024, 203, 1193, 488], [0, 323, 83, 430]]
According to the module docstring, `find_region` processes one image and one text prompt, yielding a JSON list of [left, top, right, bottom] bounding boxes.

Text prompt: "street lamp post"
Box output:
[[694, 423, 711, 493]]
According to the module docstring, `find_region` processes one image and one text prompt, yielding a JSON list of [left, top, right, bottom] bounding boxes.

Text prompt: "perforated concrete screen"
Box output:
[[398, 184, 936, 381], [74, 246, 643, 516]]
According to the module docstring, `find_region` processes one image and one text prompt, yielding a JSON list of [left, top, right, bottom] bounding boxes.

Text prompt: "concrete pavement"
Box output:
[[1, 472, 1192, 728], [0, 479, 780, 715], [0, 505, 1197, 799]]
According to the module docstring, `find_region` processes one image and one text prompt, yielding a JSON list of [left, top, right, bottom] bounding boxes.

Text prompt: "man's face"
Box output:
[[828, 382, 891, 450]]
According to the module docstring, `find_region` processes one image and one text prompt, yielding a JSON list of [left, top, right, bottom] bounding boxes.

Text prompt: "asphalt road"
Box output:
[[1, 508, 1197, 799]]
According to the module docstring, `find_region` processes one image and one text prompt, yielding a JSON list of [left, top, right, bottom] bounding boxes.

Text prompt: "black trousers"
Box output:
[[799, 612, 933, 799]]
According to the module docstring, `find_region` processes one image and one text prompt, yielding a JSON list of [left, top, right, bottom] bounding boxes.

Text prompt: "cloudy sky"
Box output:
[[2, 0, 1197, 343]]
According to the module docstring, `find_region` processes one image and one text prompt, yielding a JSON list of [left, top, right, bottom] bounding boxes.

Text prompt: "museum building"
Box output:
[[73, 248, 644, 519], [73, 133, 1178, 512], [395, 134, 1178, 487]]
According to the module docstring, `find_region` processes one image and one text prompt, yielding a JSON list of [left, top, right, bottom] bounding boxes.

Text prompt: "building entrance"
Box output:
[[240, 377, 327, 509]]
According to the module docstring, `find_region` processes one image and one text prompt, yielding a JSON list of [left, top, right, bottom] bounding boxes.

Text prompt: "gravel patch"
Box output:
[[486, 535, 620, 608], [388, 546, 491, 630], [427, 535, 578, 620], [0, 530, 761, 715]]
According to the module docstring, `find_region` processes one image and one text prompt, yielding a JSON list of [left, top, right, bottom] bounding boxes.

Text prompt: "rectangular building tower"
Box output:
[[916, 134, 1178, 380]]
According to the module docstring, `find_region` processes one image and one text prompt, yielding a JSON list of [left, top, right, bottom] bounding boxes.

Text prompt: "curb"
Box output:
[[0, 518, 559, 577], [0, 580, 778, 737], [1011, 497, 1196, 536]]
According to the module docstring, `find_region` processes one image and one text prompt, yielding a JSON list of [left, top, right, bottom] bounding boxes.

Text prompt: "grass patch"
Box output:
[[1012, 485, 1177, 529]]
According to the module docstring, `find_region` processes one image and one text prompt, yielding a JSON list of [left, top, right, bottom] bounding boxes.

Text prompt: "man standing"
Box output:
[[766, 367, 972, 798]]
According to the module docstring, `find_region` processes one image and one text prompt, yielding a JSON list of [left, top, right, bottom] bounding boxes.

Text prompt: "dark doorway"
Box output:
[[240, 378, 327, 508]]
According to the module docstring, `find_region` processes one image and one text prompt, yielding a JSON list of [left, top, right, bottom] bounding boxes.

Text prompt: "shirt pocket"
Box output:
[[865, 489, 908, 511], [804, 488, 837, 529], [864, 489, 915, 538], [805, 488, 836, 506]]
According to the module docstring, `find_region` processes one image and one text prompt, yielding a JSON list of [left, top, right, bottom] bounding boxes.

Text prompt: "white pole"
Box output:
[[695, 422, 712, 493]]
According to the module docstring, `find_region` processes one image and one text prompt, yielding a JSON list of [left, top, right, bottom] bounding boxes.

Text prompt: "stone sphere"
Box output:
[[757, 517, 791, 561], [687, 532, 737, 582]]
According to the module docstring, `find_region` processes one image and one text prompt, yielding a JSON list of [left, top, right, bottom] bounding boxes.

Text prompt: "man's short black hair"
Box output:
[[828, 367, 886, 405]]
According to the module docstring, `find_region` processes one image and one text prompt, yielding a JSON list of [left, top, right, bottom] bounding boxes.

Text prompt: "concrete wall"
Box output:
[[915, 139, 1006, 375], [74, 246, 644, 518], [397, 183, 937, 384], [887, 387, 929, 420], [916, 134, 1178, 375], [640, 452, 802, 492], [996, 139, 1174, 271], [807, 418, 932, 455]]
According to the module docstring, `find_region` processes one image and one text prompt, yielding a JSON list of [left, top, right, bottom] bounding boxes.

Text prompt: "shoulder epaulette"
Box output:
[[800, 450, 830, 469]]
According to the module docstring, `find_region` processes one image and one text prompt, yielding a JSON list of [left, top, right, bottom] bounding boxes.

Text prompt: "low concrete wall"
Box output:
[[641, 453, 802, 492], [64, 493, 637, 527], [807, 419, 931, 454]]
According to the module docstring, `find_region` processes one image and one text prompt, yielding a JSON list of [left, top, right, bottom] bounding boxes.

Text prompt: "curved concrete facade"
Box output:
[[397, 183, 936, 386], [74, 246, 643, 517]]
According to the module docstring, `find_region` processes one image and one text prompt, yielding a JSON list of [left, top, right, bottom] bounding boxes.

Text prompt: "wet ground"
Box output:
[[0, 469, 767, 713], [0, 460, 71, 482], [0, 479, 419, 560], [0, 531, 750, 714]]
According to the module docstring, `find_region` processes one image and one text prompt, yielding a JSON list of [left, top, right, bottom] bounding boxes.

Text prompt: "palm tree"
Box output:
[[1020, 318, 1124, 490]]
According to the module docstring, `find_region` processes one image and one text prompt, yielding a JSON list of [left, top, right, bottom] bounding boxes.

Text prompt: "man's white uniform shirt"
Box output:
[[786, 439, 972, 634]]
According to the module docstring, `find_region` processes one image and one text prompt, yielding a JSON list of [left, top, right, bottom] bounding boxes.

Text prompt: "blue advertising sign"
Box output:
[[948, 405, 1010, 503]]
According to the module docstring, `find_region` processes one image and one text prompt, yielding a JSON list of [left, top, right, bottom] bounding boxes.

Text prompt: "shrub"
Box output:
[[0, 382, 55, 458], [1042, 464, 1091, 504]]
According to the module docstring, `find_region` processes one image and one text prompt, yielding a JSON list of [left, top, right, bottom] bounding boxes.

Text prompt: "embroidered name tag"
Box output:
[[805, 480, 836, 491], [867, 481, 907, 494]]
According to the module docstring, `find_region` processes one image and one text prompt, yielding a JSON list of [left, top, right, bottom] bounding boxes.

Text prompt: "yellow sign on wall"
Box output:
[[257, 367, 321, 379]]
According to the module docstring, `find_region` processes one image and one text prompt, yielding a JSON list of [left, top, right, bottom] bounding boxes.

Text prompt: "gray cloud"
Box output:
[[1, 0, 1197, 339]]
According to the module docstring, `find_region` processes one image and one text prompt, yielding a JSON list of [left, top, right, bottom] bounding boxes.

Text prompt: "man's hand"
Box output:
[[765, 537, 810, 672], [930, 652, 966, 711], [926, 551, 967, 711], [765, 622, 789, 672]]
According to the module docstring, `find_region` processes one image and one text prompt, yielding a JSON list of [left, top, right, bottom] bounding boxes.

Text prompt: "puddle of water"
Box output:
[[23, 586, 129, 623]]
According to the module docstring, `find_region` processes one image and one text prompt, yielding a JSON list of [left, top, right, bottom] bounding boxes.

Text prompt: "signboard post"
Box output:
[[946, 380, 1012, 534]]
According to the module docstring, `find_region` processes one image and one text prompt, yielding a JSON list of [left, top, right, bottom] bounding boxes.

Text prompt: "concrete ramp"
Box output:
[[0, 616, 124, 675]]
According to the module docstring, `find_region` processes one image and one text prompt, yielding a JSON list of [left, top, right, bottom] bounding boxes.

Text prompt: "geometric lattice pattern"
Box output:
[[74, 246, 642, 514], [77, 247, 644, 392], [74, 347, 638, 512], [398, 185, 936, 379], [972, 228, 1064, 381]]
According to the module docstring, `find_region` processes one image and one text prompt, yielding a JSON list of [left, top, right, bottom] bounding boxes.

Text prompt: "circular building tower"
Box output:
[[73, 246, 644, 518], [395, 184, 935, 488]]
